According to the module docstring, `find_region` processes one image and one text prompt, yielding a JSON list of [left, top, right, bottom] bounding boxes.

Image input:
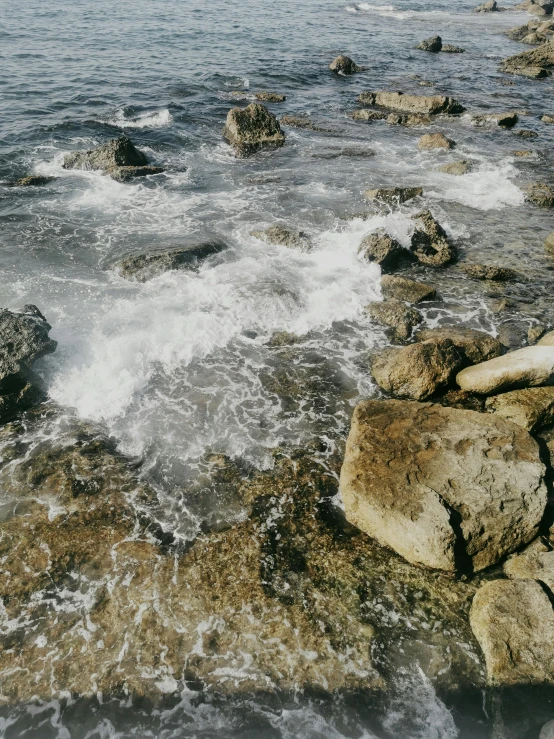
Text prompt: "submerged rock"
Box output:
[[63, 136, 149, 170], [486, 386, 554, 431], [439, 160, 473, 175], [457, 346, 554, 395], [417, 35, 442, 52], [329, 55, 365, 74], [365, 299, 422, 342], [410, 210, 457, 267], [251, 225, 312, 252], [112, 241, 228, 282], [223, 103, 285, 156], [463, 264, 518, 281], [358, 91, 465, 115], [415, 326, 503, 365], [418, 133, 455, 150], [279, 115, 334, 132], [358, 230, 407, 272], [442, 44, 466, 52], [11, 175, 56, 187], [107, 165, 165, 181], [363, 186, 423, 205], [380, 274, 437, 303], [340, 399, 547, 572], [254, 92, 286, 102]]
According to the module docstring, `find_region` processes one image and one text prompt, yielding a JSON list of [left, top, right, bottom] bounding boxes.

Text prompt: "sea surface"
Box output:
[[1, 0, 554, 735]]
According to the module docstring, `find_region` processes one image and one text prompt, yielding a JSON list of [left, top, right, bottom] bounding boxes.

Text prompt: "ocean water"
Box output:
[[2, 0, 554, 735]]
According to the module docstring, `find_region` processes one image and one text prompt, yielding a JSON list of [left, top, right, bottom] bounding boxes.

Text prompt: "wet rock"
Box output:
[[11, 175, 56, 187], [470, 580, 554, 684], [357, 91, 465, 115], [470, 112, 519, 128], [529, 325, 547, 344], [545, 230, 554, 254], [329, 55, 365, 74], [542, 113, 554, 122], [439, 160, 473, 175], [415, 326, 503, 365], [418, 133, 456, 150], [371, 339, 463, 400], [340, 399, 547, 572], [350, 109, 388, 122], [515, 128, 539, 137], [416, 35, 442, 52], [63, 136, 149, 170], [385, 112, 432, 126], [380, 274, 437, 303], [266, 331, 300, 347], [526, 182, 554, 206], [251, 225, 312, 252], [365, 299, 422, 342], [254, 92, 286, 102], [463, 264, 518, 281], [474, 0, 503, 11], [410, 210, 457, 267], [223, 103, 285, 157], [279, 115, 334, 132], [486, 386, 554, 431], [501, 40, 554, 78], [530, 1, 554, 15], [539, 330, 554, 345], [107, 165, 165, 181], [363, 186, 423, 205], [358, 230, 407, 272], [513, 149, 534, 156], [442, 44, 466, 52], [112, 241, 228, 282], [457, 346, 554, 395], [313, 146, 376, 159]]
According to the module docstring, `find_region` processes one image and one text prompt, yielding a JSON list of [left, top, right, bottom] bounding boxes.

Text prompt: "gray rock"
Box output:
[[365, 299, 422, 341], [107, 166, 165, 182], [0, 306, 57, 385], [363, 187, 423, 205], [371, 339, 463, 400], [11, 176, 56, 187], [112, 242, 228, 282], [358, 230, 407, 272], [486, 386, 554, 431], [470, 579, 554, 684], [526, 182, 554, 206], [415, 326, 503, 365], [357, 91, 465, 115], [418, 133, 456, 150], [417, 35, 442, 52], [545, 230, 554, 254], [340, 399, 547, 572], [380, 274, 437, 303], [457, 346, 554, 395], [540, 720, 554, 739], [439, 160, 473, 175], [411, 210, 457, 267], [463, 264, 518, 281], [442, 44, 465, 53], [63, 136, 149, 170], [223, 103, 285, 157], [329, 55, 365, 74], [251, 225, 312, 252], [470, 112, 519, 128]]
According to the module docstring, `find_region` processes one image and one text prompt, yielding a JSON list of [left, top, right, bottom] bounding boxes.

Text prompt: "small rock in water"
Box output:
[[380, 274, 437, 303], [63, 135, 149, 170], [515, 128, 539, 137], [439, 160, 473, 175], [442, 44, 466, 53], [457, 346, 554, 395], [11, 175, 56, 187], [254, 92, 286, 102], [418, 132, 456, 150], [526, 181, 554, 206], [329, 55, 365, 74], [416, 35, 442, 52], [470, 111, 519, 128], [107, 165, 165, 181], [410, 210, 457, 267], [474, 0, 503, 11], [463, 264, 518, 281], [223, 103, 285, 157], [486, 386, 554, 431], [513, 149, 534, 156], [363, 186, 423, 205], [112, 242, 228, 282], [350, 109, 387, 122], [251, 225, 312, 252], [415, 326, 503, 365], [365, 299, 422, 342], [279, 115, 334, 132], [542, 113, 554, 122], [358, 230, 408, 272], [357, 91, 465, 115], [545, 230, 554, 254]]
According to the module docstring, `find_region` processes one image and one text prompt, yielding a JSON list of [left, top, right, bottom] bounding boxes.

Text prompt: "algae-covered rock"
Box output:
[[415, 326, 503, 365], [329, 55, 365, 74], [417, 35, 442, 52]]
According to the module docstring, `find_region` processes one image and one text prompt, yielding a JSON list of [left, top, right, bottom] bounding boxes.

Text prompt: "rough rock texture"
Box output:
[[545, 230, 554, 254], [357, 91, 465, 115], [255, 92, 286, 102], [363, 186, 423, 205], [486, 386, 554, 431], [474, 0, 503, 11], [11, 175, 56, 187], [63, 136, 149, 170], [107, 165, 165, 181], [457, 346, 554, 395], [470, 580, 554, 684], [439, 160, 473, 175], [410, 210, 457, 266], [329, 55, 365, 74], [223, 103, 285, 156], [463, 264, 517, 281], [504, 538, 554, 592], [501, 40, 554, 77], [279, 115, 333, 132], [470, 112, 519, 128], [365, 299, 422, 341], [415, 326, 503, 365], [112, 242, 228, 282], [371, 339, 463, 400], [358, 230, 407, 272], [442, 44, 466, 53], [526, 182, 554, 206], [251, 225, 312, 252], [340, 399, 547, 572], [418, 133, 455, 150], [380, 274, 437, 303], [417, 35, 442, 52], [539, 330, 554, 345]]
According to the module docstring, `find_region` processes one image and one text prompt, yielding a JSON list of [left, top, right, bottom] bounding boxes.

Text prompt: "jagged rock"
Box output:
[[363, 187, 423, 205], [329, 55, 365, 74], [529, 1, 554, 16], [417, 35, 442, 52], [251, 225, 312, 252], [501, 40, 554, 78], [539, 330, 554, 345], [107, 165, 165, 181], [365, 300, 422, 342], [474, 0, 503, 11], [415, 326, 503, 365], [526, 182, 554, 206], [470, 112, 519, 128], [463, 264, 517, 281], [457, 346, 554, 395], [357, 91, 465, 115], [439, 160, 473, 175], [255, 92, 286, 102], [358, 230, 407, 272], [223, 103, 285, 156], [418, 133, 455, 150], [112, 242, 228, 282], [11, 176, 56, 187], [340, 399, 547, 572], [486, 386, 554, 431], [442, 44, 465, 53], [410, 210, 457, 267], [470, 580, 554, 684], [63, 136, 149, 170], [371, 339, 463, 400], [380, 274, 437, 303]]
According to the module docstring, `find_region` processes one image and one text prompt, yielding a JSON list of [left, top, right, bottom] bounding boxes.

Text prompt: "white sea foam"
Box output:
[[104, 108, 173, 129]]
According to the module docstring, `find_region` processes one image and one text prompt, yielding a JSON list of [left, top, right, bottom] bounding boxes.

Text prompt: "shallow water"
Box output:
[[2, 0, 554, 734]]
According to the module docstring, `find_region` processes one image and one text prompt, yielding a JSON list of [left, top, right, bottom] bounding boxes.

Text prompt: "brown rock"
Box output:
[[418, 133, 455, 150], [358, 230, 408, 272], [526, 182, 554, 207], [415, 326, 503, 365], [365, 299, 422, 341], [223, 103, 285, 157], [380, 274, 437, 303], [251, 225, 312, 252], [486, 386, 554, 430], [463, 264, 518, 281], [439, 160, 473, 175], [411, 210, 457, 267], [357, 91, 465, 115], [329, 55, 365, 74]]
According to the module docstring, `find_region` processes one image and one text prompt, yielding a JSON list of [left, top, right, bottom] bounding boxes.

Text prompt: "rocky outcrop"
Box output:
[[415, 326, 503, 365], [486, 386, 554, 431], [63, 136, 149, 171], [418, 133, 455, 150], [380, 274, 437, 303], [501, 40, 554, 78], [329, 55, 365, 74], [439, 160, 473, 175], [457, 346, 554, 395], [410, 210, 457, 267], [363, 186, 423, 205], [251, 225, 312, 252], [223, 103, 285, 156], [470, 580, 554, 684], [463, 264, 517, 281], [358, 230, 407, 272], [112, 241, 228, 282], [340, 399, 547, 573], [357, 91, 465, 115], [417, 35, 442, 52], [371, 339, 463, 400], [11, 175, 56, 187], [366, 300, 422, 341], [526, 182, 554, 206]]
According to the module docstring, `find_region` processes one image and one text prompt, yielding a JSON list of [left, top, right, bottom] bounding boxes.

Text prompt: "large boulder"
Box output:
[[357, 91, 465, 115], [112, 241, 228, 282], [380, 274, 436, 303], [340, 400, 547, 572], [329, 55, 365, 74], [415, 326, 503, 365], [358, 230, 408, 272], [223, 103, 285, 156], [457, 346, 554, 395], [251, 225, 312, 252], [365, 300, 422, 342], [410, 210, 457, 266], [371, 339, 463, 400], [486, 386, 554, 431], [63, 136, 149, 171], [417, 35, 442, 52], [470, 580, 554, 684]]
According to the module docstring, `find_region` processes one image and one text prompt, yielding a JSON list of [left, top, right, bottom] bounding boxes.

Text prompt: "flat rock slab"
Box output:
[[470, 579, 554, 684], [357, 91, 465, 115], [340, 399, 547, 572], [380, 274, 436, 303], [112, 242, 228, 282], [457, 346, 554, 395], [486, 386, 554, 431]]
